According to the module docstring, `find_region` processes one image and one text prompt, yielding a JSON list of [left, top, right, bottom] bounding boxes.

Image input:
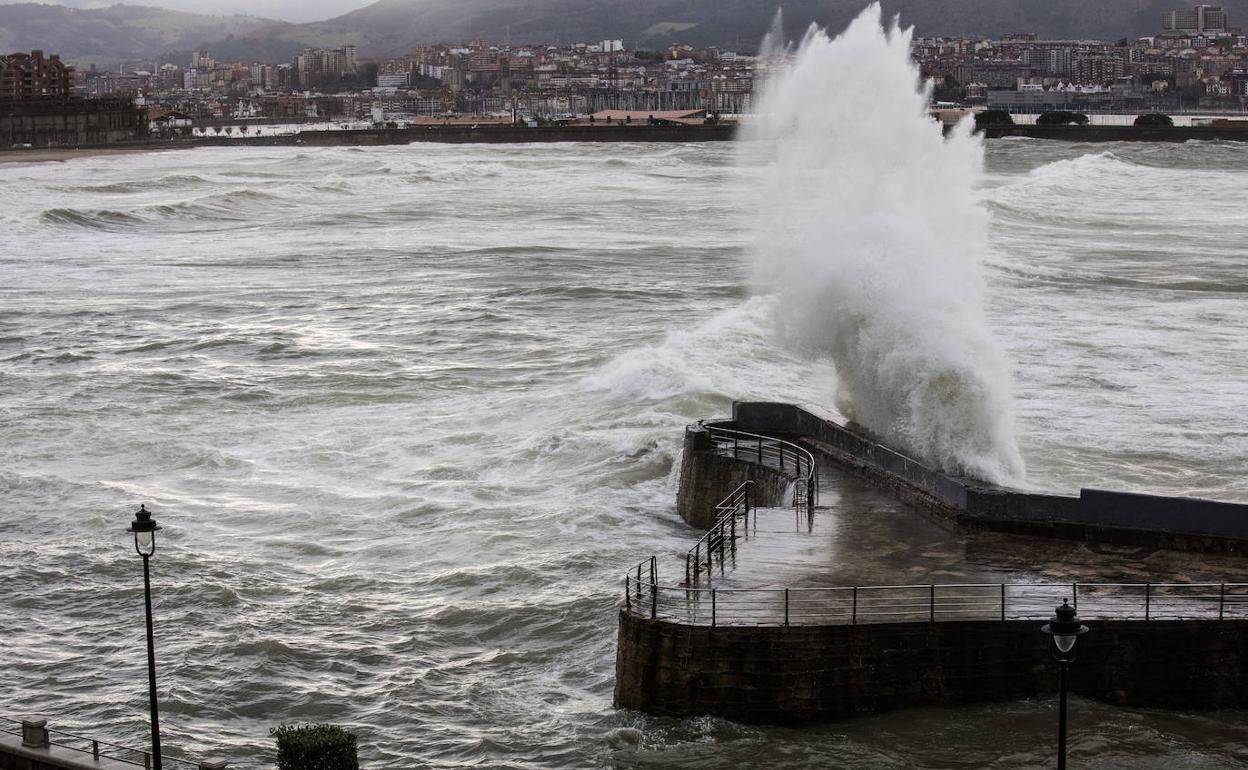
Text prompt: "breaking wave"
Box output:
[[743, 3, 1025, 484]]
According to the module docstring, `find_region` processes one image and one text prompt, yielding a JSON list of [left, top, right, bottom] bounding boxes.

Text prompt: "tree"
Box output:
[[1036, 111, 1090, 125], [974, 109, 1015, 129], [932, 74, 964, 102]]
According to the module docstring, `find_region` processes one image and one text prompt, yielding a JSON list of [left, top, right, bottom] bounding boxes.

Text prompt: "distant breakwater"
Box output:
[[201, 123, 738, 145], [6, 121, 1248, 158], [973, 124, 1248, 142]]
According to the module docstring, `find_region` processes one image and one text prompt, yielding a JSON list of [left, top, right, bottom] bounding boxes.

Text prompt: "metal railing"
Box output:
[[625, 556, 660, 620], [0, 717, 203, 769], [622, 574, 1248, 627], [685, 481, 754, 586], [704, 425, 817, 511]]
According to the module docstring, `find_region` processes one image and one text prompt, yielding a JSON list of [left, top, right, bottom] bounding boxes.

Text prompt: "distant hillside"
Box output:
[[283, 0, 1248, 56], [0, 3, 290, 65], [4, 0, 1248, 65]]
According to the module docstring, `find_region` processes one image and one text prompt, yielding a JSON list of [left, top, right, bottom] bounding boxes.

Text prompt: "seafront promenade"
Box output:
[[8, 117, 1248, 164], [616, 403, 1248, 723]]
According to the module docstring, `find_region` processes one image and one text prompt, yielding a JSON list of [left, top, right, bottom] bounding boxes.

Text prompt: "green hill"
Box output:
[[0, 3, 288, 65]]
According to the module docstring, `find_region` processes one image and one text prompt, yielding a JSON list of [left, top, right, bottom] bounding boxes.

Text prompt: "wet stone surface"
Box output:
[[699, 455, 1248, 593]]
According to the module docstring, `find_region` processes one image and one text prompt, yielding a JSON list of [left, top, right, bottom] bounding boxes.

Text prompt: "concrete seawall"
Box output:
[[675, 424, 793, 528], [615, 401, 1248, 724], [978, 124, 1248, 142], [616, 612, 1248, 722], [731, 402, 1248, 554]]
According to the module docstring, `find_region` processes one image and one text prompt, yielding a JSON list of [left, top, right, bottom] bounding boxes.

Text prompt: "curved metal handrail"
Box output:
[[702, 425, 818, 510]]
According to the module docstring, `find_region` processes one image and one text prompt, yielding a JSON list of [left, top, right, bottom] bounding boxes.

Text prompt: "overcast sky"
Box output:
[[0, 0, 374, 22]]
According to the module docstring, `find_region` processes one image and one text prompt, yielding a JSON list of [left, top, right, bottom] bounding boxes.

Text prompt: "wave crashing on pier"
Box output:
[[745, 4, 1026, 485]]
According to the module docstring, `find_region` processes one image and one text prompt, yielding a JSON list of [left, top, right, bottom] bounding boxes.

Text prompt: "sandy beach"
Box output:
[[0, 146, 163, 164]]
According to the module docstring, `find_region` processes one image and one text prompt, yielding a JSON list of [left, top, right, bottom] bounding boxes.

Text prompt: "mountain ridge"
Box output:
[[4, 0, 1246, 66]]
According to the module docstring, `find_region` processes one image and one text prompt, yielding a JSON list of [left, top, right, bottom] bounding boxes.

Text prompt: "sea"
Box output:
[[3, 138, 1248, 768]]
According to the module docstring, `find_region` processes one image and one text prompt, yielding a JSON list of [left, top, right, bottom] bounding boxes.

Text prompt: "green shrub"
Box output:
[[272, 724, 359, 770], [1134, 112, 1174, 127], [1036, 111, 1090, 126], [973, 109, 1015, 129]]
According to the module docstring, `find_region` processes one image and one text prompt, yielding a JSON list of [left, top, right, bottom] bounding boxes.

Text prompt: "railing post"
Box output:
[[1000, 584, 1006, 621], [145, 754, 152, 770], [852, 587, 858, 624], [20, 719, 49, 749], [733, 436, 738, 458], [93, 740, 100, 760], [930, 584, 935, 622], [1072, 583, 1078, 611], [1145, 582, 1151, 621], [685, 554, 691, 586], [625, 575, 631, 612], [757, 439, 763, 464], [780, 445, 785, 470], [711, 589, 717, 627], [784, 588, 790, 626], [1220, 583, 1226, 620], [650, 582, 657, 620]]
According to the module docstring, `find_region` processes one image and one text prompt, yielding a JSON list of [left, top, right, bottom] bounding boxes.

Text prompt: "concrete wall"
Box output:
[[190, 123, 736, 148], [729, 401, 1248, 554], [0, 98, 147, 146], [979, 124, 1248, 142], [615, 611, 1248, 722], [675, 424, 793, 529]]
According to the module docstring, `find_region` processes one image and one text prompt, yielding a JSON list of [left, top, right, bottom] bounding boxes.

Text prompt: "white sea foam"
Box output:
[[743, 3, 1026, 485]]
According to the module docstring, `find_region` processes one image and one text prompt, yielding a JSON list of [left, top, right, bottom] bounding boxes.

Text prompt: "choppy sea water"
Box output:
[[2, 140, 1248, 768]]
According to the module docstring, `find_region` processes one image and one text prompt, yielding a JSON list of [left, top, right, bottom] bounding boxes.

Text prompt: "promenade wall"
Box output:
[[977, 124, 1248, 142], [731, 402, 1248, 553], [675, 425, 792, 528], [617, 401, 1248, 723], [616, 612, 1248, 722]]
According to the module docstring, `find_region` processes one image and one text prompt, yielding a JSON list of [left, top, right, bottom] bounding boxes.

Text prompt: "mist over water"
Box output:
[[746, 4, 1025, 485]]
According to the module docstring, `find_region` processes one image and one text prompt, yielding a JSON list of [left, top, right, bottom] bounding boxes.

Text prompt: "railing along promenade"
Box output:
[[703, 425, 817, 511], [624, 570, 1248, 627], [684, 426, 817, 587], [0, 716, 210, 769]]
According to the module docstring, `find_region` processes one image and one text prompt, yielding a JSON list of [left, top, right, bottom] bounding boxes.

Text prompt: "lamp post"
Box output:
[[127, 504, 163, 770], [1040, 599, 1089, 770]]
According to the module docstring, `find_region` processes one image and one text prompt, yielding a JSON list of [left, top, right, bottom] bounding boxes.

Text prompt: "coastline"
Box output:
[[7, 121, 1248, 166], [0, 146, 166, 164]]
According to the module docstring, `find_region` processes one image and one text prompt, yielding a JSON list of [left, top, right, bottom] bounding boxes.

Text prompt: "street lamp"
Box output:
[[1041, 599, 1089, 770], [127, 504, 163, 770]]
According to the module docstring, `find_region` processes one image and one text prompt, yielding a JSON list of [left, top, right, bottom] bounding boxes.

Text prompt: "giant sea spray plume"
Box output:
[[745, 4, 1026, 485]]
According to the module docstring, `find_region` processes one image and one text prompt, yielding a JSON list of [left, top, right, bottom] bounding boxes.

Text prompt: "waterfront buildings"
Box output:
[[10, 2, 1248, 130], [0, 50, 73, 100]]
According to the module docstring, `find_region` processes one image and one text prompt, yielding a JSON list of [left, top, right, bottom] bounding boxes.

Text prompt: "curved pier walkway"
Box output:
[[633, 446, 1248, 627]]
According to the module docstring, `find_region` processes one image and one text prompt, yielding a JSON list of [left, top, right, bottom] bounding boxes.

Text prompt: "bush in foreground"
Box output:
[[1134, 113, 1174, 127], [272, 724, 359, 770]]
